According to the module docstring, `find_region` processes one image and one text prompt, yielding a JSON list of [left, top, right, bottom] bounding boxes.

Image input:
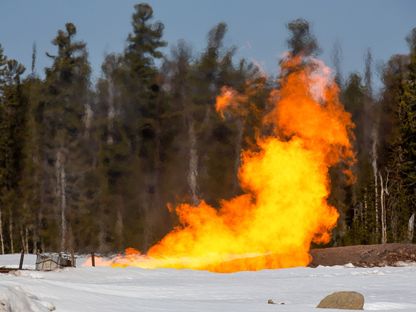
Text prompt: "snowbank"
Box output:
[[0, 254, 415, 311]]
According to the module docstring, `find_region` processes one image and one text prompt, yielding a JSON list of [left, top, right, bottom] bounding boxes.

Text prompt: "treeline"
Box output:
[[336, 32, 416, 245], [0, 3, 414, 254]]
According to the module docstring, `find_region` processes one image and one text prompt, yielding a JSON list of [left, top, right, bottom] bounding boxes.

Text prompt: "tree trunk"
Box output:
[[379, 171, 389, 244], [188, 120, 199, 205], [20, 228, 25, 254], [38, 157, 46, 253], [154, 111, 162, 220], [408, 213, 415, 242], [84, 103, 93, 138], [61, 164, 67, 251], [106, 75, 116, 145], [363, 188, 368, 232], [9, 213, 14, 253], [142, 97, 163, 251], [233, 119, 245, 194], [56, 150, 67, 251], [32, 232, 37, 254], [98, 78, 117, 253], [371, 131, 379, 242], [115, 195, 124, 250], [25, 227, 29, 254], [98, 205, 107, 253], [142, 194, 151, 251], [0, 208, 4, 254]]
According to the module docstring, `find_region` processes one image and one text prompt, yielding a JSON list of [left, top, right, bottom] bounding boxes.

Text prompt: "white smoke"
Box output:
[[308, 57, 334, 103]]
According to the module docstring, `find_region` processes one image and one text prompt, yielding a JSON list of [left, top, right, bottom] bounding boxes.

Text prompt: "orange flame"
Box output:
[[215, 86, 236, 116], [215, 86, 248, 118], [93, 54, 354, 272]]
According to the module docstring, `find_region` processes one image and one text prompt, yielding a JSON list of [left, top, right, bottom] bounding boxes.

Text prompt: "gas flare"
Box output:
[[215, 86, 247, 118], [94, 54, 355, 272]]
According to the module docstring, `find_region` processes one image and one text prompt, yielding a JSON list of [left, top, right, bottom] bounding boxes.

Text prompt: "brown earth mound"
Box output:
[[309, 243, 416, 267]]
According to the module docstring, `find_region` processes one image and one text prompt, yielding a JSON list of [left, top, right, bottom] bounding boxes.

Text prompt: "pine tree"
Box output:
[[161, 41, 197, 206], [19, 74, 45, 253], [400, 28, 416, 209], [389, 28, 416, 242], [341, 73, 376, 244], [41, 23, 91, 251], [95, 54, 132, 252], [193, 23, 239, 206], [0, 45, 26, 253], [95, 3, 168, 251]]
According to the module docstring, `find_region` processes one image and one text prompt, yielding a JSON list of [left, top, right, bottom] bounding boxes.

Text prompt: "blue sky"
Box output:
[[0, 0, 415, 86]]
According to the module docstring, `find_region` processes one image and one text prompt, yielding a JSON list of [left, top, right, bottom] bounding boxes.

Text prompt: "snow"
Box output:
[[0, 254, 416, 311], [0, 253, 37, 270]]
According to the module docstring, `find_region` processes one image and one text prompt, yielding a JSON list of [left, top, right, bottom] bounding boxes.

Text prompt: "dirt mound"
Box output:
[[309, 243, 416, 267]]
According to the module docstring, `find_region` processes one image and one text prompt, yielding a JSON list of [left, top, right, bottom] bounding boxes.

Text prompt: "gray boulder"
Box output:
[[317, 291, 364, 310]]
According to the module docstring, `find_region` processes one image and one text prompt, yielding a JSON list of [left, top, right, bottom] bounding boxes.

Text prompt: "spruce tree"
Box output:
[[95, 3, 168, 251], [390, 28, 416, 242], [95, 54, 132, 252], [41, 23, 91, 251], [0, 46, 26, 253]]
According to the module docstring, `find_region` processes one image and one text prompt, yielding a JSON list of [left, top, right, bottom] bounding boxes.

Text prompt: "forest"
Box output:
[[0, 3, 414, 254]]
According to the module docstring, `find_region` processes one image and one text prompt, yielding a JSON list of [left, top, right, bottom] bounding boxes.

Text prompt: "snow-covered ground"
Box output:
[[0, 254, 415, 311]]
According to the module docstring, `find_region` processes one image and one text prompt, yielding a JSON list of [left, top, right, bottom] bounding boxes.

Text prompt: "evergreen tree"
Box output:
[[95, 54, 132, 252], [386, 28, 416, 242], [95, 3, 167, 251], [340, 73, 376, 244], [19, 74, 45, 253], [0, 45, 26, 253], [123, 3, 167, 250], [193, 23, 240, 206], [400, 29, 416, 210], [0, 5, 414, 254], [41, 22, 91, 251]]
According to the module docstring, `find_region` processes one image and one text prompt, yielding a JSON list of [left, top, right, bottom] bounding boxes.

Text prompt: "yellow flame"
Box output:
[[90, 54, 355, 272]]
